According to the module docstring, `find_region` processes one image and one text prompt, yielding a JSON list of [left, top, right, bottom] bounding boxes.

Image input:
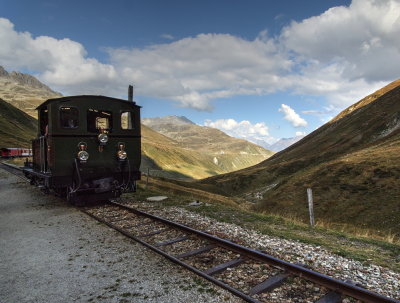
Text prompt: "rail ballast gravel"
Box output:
[[83, 201, 400, 303]]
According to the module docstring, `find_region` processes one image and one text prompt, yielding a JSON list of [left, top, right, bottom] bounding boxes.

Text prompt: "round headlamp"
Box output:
[[98, 133, 109, 144], [117, 150, 127, 160], [78, 150, 89, 161]]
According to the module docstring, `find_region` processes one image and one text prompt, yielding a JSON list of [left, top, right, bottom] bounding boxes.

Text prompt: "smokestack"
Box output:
[[128, 85, 133, 101]]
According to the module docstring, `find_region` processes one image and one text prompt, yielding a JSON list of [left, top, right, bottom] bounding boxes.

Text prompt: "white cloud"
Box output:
[[0, 0, 399, 111], [279, 104, 308, 127], [108, 33, 291, 111], [295, 131, 306, 136], [161, 34, 174, 40], [0, 18, 117, 95], [281, 0, 400, 83], [301, 105, 339, 123], [204, 119, 276, 145], [281, 0, 400, 105]]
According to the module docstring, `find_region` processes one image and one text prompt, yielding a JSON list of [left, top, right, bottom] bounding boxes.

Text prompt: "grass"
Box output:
[[0, 98, 37, 147], [194, 83, 400, 237], [3, 158, 30, 166], [127, 179, 400, 273], [141, 123, 272, 180]]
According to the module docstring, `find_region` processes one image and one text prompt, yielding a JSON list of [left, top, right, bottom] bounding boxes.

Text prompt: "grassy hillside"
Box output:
[[141, 125, 227, 179], [0, 98, 37, 147], [196, 81, 400, 235], [143, 116, 274, 176]]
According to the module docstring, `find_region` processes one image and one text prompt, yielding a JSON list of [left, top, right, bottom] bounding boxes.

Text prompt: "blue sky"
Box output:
[[1, 0, 399, 146]]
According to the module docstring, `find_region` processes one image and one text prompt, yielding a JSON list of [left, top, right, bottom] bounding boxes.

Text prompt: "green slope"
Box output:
[[142, 116, 274, 178], [0, 98, 37, 147], [141, 124, 226, 179], [197, 81, 400, 234]]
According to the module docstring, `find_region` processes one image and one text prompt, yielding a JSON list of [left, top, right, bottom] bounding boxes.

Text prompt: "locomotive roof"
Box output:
[[36, 95, 141, 110]]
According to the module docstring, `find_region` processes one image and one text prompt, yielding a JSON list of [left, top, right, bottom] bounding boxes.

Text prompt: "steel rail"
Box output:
[[82, 206, 262, 303], [111, 201, 400, 303], [0, 162, 29, 181]]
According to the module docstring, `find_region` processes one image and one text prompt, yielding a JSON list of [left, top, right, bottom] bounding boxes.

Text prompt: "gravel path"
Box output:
[[0, 169, 242, 303], [128, 201, 400, 301]]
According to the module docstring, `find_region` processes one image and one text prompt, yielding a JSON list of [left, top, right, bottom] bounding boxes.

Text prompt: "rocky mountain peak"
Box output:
[[8, 71, 49, 90], [142, 115, 195, 127], [0, 66, 62, 118], [0, 66, 60, 94]]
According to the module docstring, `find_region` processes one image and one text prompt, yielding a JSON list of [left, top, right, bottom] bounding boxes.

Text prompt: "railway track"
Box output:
[[1, 164, 399, 303], [83, 201, 400, 303], [0, 161, 29, 181]]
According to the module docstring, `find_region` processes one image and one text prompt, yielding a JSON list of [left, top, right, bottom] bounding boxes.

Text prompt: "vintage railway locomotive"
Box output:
[[23, 89, 141, 205], [1, 147, 32, 158]]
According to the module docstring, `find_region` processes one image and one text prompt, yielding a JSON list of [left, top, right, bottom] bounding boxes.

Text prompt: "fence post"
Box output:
[[307, 188, 315, 227]]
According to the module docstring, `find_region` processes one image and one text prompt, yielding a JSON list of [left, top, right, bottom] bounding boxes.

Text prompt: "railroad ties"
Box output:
[[2, 163, 398, 302], [83, 201, 400, 303]]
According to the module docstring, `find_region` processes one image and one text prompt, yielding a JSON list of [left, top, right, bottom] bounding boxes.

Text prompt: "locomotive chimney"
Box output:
[[128, 85, 134, 102]]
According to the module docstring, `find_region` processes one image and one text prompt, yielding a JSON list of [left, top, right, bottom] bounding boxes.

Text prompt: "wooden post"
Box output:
[[307, 188, 315, 227]]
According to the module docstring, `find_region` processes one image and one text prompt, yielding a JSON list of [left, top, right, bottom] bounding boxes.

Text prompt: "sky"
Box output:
[[1, 0, 399, 146]]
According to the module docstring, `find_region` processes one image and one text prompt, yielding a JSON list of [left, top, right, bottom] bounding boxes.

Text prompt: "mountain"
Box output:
[[143, 115, 302, 153], [141, 124, 230, 179], [267, 135, 305, 152], [142, 116, 274, 174], [0, 66, 61, 118], [0, 98, 37, 147], [197, 80, 400, 233], [142, 115, 195, 127]]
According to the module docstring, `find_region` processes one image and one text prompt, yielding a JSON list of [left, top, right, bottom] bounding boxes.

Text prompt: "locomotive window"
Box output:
[[60, 107, 79, 128], [121, 111, 134, 129], [87, 109, 112, 132], [39, 108, 48, 135]]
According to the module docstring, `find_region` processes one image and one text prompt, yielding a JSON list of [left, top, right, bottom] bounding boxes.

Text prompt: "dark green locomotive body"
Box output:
[[24, 95, 141, 204]]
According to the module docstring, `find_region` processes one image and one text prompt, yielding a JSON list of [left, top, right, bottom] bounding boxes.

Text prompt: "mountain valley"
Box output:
[[194, 80, 400, 234], [0, 69, 273, 179], [142, 116, 273, 177]]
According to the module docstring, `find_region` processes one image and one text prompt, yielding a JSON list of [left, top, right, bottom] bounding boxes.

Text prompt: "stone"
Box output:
[[146, 196, 168, 202], [189, 200, 202, 206]]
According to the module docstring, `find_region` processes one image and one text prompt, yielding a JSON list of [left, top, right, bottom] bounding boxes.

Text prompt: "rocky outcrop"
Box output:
[[0, 66, 62, 118], [9, 71, 55, 91]]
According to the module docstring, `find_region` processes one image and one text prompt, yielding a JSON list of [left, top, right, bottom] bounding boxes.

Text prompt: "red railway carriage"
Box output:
[[0, 147, 32, 158]]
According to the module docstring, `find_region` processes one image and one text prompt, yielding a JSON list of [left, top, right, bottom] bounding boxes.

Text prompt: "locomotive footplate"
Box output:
[[66, 176, 119, 205], [22, 168, 51, 187]]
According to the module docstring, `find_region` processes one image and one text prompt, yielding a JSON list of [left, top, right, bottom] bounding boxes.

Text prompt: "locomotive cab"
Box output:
[[24, 95, 141, 205]]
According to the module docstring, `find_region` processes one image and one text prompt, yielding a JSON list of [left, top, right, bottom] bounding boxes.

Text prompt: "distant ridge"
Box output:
[[142, 115, 274, 175], [142, 115, 195, 126], [267, 135, 305, 152]]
